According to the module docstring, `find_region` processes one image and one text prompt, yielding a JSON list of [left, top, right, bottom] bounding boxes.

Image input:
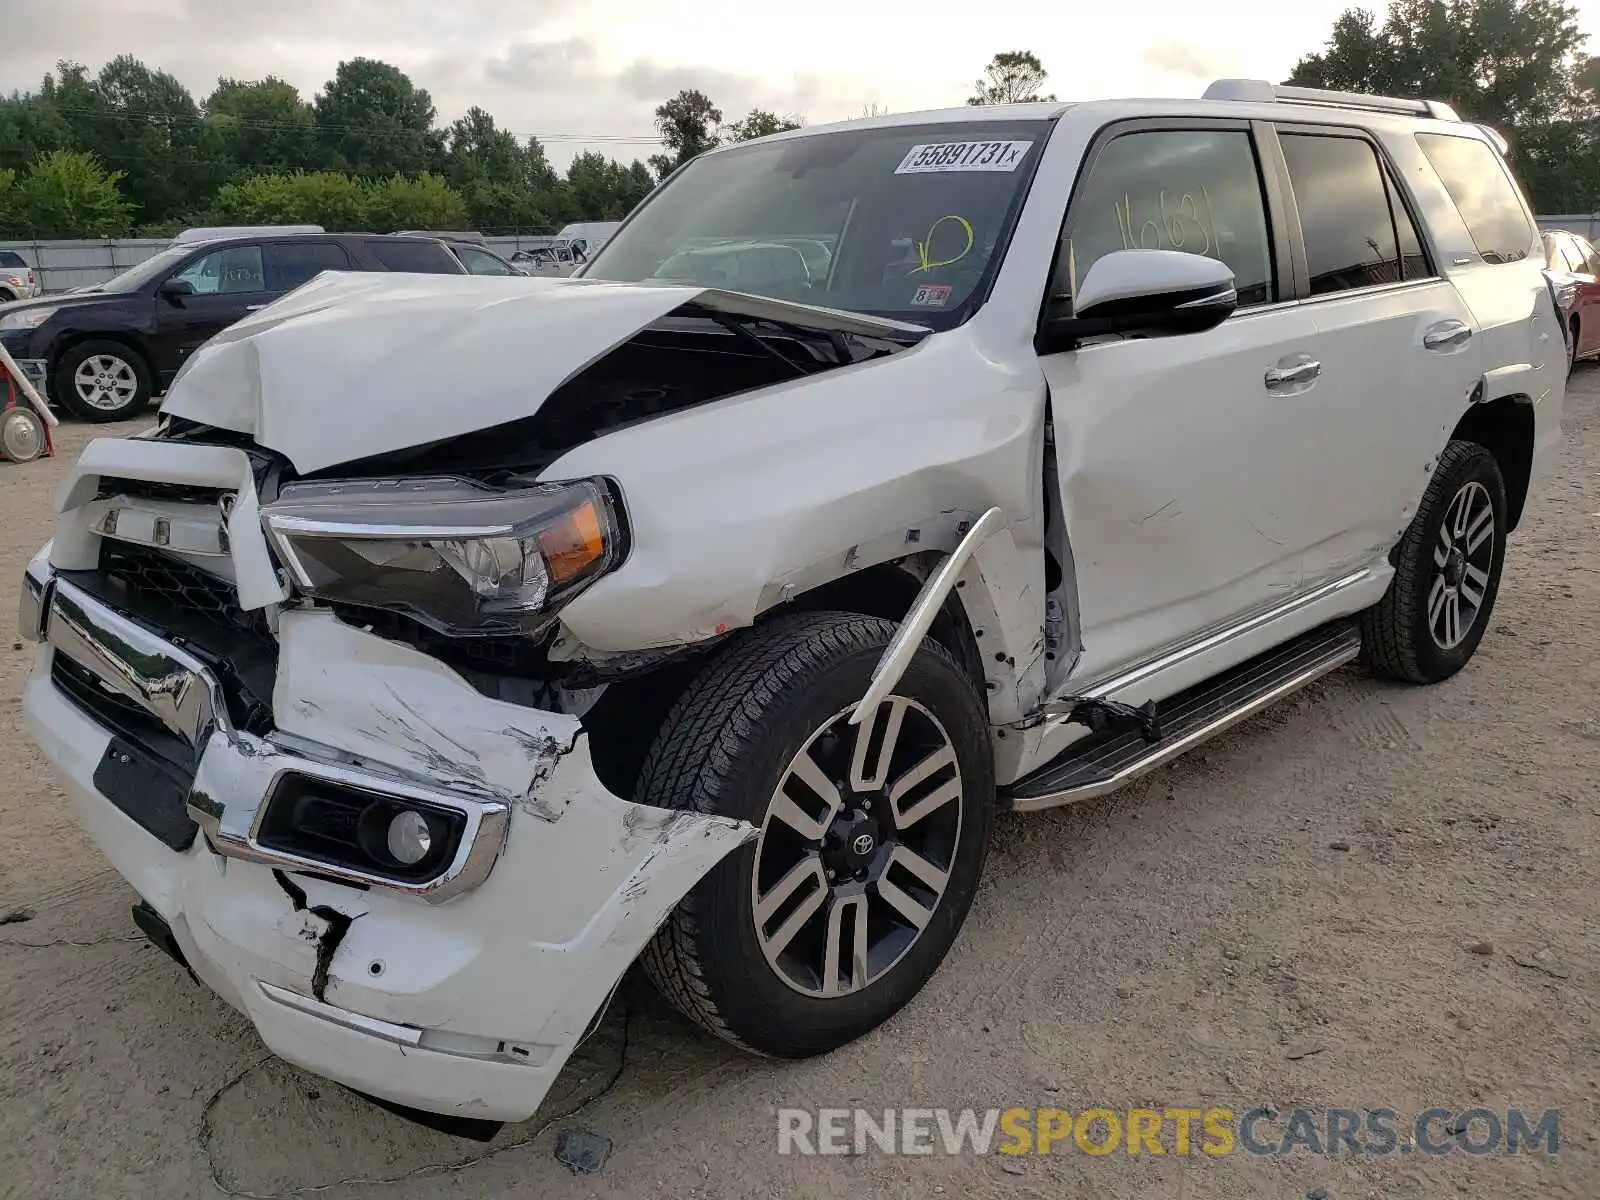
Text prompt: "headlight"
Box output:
[[261, 475, 624, 635], [0, 307, 55, 331]]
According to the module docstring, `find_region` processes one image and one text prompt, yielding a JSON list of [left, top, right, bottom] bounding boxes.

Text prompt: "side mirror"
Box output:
[[1037, 249, 1237, 354], [159, 278, 195, 303]]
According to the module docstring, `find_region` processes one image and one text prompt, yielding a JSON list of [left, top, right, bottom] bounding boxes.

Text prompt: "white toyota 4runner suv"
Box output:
[[20, 80, 1565, 1136]]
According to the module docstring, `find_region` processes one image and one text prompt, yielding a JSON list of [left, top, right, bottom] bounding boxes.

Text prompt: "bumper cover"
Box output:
[[22, 554, 754, 1122]]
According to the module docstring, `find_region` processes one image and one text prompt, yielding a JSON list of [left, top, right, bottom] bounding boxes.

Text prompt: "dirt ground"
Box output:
[[1, 370, 1596, 1200]]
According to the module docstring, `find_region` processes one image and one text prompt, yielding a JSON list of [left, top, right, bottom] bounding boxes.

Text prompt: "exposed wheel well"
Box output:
[[1450, 397, 1534, 530], [582, 559, 984, 802], [0, 288, 15, 303]]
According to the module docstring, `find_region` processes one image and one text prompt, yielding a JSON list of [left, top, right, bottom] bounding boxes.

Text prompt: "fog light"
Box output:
[[386, 810, 433, 865]]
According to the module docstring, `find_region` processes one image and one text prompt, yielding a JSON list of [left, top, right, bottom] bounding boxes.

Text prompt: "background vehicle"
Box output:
[[1542, 229, 1600, 366], [0, 250, 39, 302], [0, 232, 465, 421], [443, 241, 524, 276], [552, 221, 620, 259], [19, 82, 1565, 1134]]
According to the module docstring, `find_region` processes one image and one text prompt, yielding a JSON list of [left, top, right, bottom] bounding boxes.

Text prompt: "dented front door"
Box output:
[[1041, 301, 1323, 681], [1037, 122, 1328, 681]]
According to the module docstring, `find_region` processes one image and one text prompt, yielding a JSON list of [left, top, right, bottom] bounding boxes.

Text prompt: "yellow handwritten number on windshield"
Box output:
[[912, 214, 975, 274]]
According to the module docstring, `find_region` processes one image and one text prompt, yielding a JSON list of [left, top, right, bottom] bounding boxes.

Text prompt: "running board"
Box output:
[[1007, 623, 1362, 811]]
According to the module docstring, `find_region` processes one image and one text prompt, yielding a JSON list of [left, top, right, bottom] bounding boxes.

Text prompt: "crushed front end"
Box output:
[[19, 433, 753, 1126]]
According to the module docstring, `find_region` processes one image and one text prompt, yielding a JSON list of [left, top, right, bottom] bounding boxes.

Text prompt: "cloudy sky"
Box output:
[[4, 0, 1598, 167]]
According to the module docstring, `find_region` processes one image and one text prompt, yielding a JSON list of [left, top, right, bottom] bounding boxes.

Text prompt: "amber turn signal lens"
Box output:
[[538, 500, 607, 584]]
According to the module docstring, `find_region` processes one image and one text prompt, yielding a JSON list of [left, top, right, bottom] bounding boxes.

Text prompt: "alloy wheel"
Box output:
[[73, 354, 138, 412], [752, 696, 964, 998], [1428, 480, 1496, 651]]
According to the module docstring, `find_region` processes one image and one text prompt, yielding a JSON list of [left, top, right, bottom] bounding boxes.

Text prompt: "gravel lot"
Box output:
[[2, 369, 1596, 1200]]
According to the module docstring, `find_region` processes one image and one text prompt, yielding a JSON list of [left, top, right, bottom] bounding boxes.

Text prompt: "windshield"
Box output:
[[584, 120, 1051, 329], [95, 246, 195, 294]]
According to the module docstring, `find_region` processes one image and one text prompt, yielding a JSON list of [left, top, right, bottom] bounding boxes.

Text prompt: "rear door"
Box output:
[[150, 242, 275, 379], [1271, 124, 1481, 587]]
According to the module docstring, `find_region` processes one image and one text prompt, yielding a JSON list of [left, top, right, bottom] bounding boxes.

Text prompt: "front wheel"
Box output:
[[1361, 439, 1507, 684], [639, 611, 995, 1057], [54, 340, 152, 422]]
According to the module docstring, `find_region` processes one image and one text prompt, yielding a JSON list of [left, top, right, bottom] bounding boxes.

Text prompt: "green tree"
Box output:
[[443, 106, 526, 190], [0, 169, 20, 237], [967, 51, 1057, 105], [1288, 0, 1599, 210], [0, 88, 73, 171], [66, 56, 220, 224], [648, 89, 722, 179], [314, 58, 437, 176], [205, 77, 318, 174], [211, 170, 369, 228], [364, 172, 468, 231], [725, 109, 804, 141], [14, 150, 134, 237], [565, 150, 656, 219]]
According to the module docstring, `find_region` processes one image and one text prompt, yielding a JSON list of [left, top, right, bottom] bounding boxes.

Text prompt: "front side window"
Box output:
[[1415, 132, 1534, 265], [174, 245, 266, 295], [457, 246, 516, 276], [1063, 128, 1275, 307], [1280, 133, 1403, 295], [584, 120, 1051, 329]]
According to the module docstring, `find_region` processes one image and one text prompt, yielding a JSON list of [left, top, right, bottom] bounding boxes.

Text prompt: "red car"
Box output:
[[1542, 230, 1600, 367]]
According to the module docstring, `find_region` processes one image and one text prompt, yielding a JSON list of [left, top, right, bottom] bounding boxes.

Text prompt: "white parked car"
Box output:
[[20, 80, 1565, 1137]]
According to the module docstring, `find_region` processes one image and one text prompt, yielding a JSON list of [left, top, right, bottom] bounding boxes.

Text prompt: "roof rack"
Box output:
[[1203, 79, 1460, 122]]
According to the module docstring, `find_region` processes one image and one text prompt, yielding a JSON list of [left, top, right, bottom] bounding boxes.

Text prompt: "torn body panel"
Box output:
[[21, 581, 755, 1122]]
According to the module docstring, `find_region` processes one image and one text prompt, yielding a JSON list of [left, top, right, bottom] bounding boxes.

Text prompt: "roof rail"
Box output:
[[1203, 79, 1460, 122]]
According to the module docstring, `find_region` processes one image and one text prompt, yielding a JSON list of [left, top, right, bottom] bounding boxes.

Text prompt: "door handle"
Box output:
[[1423, 320, 1472, 351], [245, 304, 266, 311], [1265, 355, 1321, 391]]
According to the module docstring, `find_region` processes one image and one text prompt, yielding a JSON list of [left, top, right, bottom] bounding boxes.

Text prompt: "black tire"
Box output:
[[1361, 440, 1507, 684], [53, 339, 152, 422], [639, 611, 995, 1057], [1571, 317, 1581, 370]]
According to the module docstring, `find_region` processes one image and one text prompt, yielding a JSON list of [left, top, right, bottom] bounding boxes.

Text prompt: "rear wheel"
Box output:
[[1361, 440, 1506, 684], [639, 611, 994, 1057], [54, 340, 151, 422], [0, 406, 46, 462]]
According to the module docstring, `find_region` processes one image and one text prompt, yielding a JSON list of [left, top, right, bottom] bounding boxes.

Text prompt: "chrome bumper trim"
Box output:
[[28, 557, 508, 903], [257, 982, 425, 1047]]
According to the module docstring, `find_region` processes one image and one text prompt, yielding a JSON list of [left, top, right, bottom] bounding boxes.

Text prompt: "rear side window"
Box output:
[[0, 251, 26, 268], [266, 241, 353, 290], [363, 240, 462, 274], [1064, 128, 1276, 306], [1415, 133, 1533, 265], [1280, 133, 1404, 295]]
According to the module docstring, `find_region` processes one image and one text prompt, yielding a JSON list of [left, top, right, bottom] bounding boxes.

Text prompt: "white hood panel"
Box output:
[[160, 272, 924, 474]]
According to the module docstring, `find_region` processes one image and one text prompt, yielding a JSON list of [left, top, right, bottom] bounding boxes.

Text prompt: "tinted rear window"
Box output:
[[267, 241, 353, 290], [1280, 133, 1403, 295], [1415, 133, 1534, 265], [0, 251, 26, 267], [363, 240, 462, 274]]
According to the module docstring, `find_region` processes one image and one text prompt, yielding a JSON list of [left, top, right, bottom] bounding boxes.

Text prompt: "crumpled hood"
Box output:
[[161, 271, 925, 474]]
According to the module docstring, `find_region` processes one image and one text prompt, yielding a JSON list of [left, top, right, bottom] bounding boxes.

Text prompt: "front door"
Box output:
[[1038, 122, 1324, 681], [151, 243, 276, 382]]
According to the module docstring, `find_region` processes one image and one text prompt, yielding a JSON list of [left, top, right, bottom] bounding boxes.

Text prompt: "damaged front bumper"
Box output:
[[21, 553, 754, 1124]]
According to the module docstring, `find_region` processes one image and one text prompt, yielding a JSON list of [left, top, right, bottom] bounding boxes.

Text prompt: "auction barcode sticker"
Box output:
[[895, 140, 1034, 174]]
